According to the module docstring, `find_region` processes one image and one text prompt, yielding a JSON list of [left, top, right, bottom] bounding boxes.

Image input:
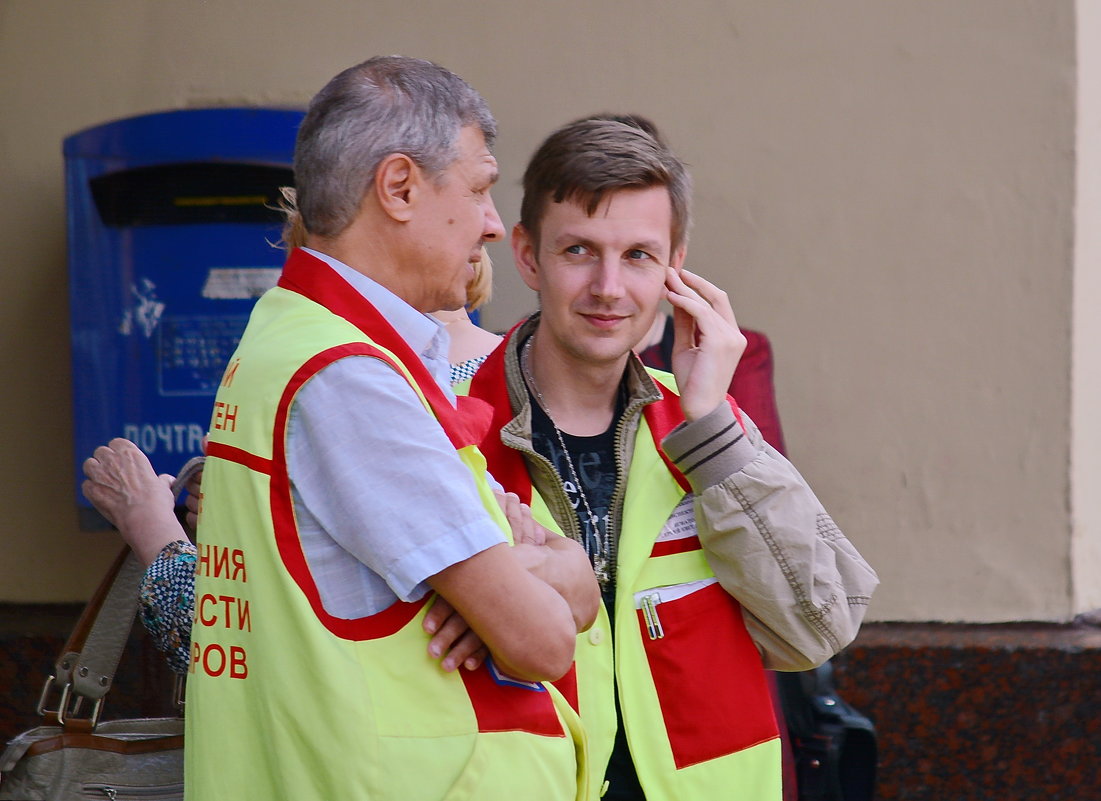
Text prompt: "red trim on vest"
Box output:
[[551, 663, 580, 714], [266, 343, 430, 640], [649, 535, 703, 558], [278, 249, 489, 449], [261, 257, 566, 736], [466, 323, 533, 504], [459, 664, 565, 737], [642, 382, 746, 495], [205, 442, 273, 475], [641, 383, 693, 493]]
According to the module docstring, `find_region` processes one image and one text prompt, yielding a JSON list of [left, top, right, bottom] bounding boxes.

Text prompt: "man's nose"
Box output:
[[591, 256, 626, 299], [482, 198, 506, 242]]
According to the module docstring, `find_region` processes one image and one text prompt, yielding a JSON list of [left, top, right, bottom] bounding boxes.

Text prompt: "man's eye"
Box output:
[[565, 245, 587, 256], [627, 249, 652, 261]]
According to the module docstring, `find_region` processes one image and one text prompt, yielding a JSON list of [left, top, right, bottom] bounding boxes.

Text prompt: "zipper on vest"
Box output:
[[639, 592, 664, 640], [633, 579, 719, 640], [82, 783, 183, 800]]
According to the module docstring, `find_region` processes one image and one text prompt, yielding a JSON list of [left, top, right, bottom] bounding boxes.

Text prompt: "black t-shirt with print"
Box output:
[[529, 397, 617, 604], [528, 385, 645, 801]]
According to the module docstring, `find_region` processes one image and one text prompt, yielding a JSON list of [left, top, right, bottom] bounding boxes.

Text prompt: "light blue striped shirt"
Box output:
[[288, 249, 506, 616]]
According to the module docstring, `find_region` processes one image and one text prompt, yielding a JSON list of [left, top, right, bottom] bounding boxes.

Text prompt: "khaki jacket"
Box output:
[[494, 315, 879, 671]]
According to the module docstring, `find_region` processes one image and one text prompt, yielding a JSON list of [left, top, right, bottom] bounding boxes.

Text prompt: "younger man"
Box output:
[[461, 116, 879, 800]]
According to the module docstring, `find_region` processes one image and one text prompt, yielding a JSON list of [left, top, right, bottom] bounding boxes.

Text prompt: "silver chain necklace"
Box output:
[[521, 335, 612, 587]]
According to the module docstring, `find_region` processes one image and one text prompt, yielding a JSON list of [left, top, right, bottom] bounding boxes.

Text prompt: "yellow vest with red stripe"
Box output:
[[184, 250, 586, 801], [465, 331, 781, 801]]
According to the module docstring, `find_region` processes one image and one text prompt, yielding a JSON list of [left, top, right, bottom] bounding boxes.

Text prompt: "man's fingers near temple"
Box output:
[[680, 269, 738, 326], [667, 269, 744, 356], [668, 268, 738, 326]]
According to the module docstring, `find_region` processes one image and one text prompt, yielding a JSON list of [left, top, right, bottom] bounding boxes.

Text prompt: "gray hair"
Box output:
[[293, 55, 497, 238]]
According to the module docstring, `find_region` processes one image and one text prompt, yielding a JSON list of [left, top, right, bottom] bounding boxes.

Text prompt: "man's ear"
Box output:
[[374, 153, 419, 222], [512, 223, 541, 291], [670, 245, 687, 271]]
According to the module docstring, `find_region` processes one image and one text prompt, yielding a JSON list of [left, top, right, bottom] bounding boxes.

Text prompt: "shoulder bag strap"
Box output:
[[38, 456, 203, 727], [37, 546, 140, 728]]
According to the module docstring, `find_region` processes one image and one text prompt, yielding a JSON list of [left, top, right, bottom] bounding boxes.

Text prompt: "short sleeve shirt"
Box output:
[[288, 250, 506, 617]]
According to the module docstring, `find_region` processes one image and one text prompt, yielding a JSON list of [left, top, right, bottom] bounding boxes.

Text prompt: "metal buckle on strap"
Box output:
[[173, 674, 186, 711], [37, 676, 103, 727], [35, 675, 60, 718]]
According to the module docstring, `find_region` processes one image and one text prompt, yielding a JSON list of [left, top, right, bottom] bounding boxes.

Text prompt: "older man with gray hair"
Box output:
[[184, 56, 594, 801]]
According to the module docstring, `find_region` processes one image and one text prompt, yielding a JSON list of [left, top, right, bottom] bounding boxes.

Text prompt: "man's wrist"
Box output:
[[663, 401, 758, 490]]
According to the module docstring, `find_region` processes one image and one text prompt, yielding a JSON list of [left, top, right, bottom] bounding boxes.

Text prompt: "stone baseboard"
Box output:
[[831, 622, 1101, 801]]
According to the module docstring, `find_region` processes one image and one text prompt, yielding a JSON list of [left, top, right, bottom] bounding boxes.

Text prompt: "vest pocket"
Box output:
[[439, 735, 489, 801], [633, 580, 778, 769]]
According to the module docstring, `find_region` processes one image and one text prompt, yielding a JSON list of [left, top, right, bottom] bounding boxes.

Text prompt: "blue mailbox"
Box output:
[[65, 108, 304, 526]]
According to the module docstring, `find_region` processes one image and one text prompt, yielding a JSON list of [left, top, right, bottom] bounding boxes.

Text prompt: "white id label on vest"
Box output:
[[656, 494, 696, 542]]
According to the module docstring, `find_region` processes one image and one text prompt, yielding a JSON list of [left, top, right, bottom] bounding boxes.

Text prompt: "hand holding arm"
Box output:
[[420, 490, 598, 673], [495, 491, 546, 545], [423, 596, 489, 672], [510, 537, 599, 633], [427, 543, 578, 681], [423, 492, 598, 673], [423, 537, 598, 672]]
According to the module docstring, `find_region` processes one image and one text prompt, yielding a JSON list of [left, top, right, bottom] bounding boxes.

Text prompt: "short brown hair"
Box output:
[[519, 114, 692, 253]]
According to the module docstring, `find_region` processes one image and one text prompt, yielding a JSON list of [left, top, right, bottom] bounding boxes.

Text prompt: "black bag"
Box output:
[[777, 661, 878, 801]]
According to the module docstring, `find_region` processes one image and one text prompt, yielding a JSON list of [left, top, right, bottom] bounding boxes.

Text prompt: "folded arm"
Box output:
[[292, 357, 585, 682], [427, 543, 579, 681], [424, 493, 599, 675]]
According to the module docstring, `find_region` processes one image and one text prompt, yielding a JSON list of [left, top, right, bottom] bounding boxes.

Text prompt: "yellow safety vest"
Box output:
[[464, 332, 781, 801], [185, 249, 586, 801]]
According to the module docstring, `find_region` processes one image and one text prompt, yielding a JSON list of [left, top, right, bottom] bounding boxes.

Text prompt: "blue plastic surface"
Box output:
[[66, 108, 304, 515]]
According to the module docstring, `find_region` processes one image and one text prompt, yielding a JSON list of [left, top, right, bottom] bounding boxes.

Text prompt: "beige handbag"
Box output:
[[0, 547, 184, 800]]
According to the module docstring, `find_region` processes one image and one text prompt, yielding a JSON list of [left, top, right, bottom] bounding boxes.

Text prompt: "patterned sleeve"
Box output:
[[138, 540, 197, 675]]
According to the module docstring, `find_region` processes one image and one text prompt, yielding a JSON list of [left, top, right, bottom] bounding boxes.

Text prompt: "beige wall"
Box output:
[[1074, 0, 1101, 614], [0, 1, 1090, 621]]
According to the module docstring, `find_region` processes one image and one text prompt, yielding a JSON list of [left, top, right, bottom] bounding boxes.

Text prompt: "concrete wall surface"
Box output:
[[0, 0, 1090, 622]]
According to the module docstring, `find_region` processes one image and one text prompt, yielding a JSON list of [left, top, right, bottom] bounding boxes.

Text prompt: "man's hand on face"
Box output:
[[665, 267, 747, 422]]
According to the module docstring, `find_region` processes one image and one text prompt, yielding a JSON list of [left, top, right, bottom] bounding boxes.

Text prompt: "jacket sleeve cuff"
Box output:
[[661, 401, 759, 491]]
